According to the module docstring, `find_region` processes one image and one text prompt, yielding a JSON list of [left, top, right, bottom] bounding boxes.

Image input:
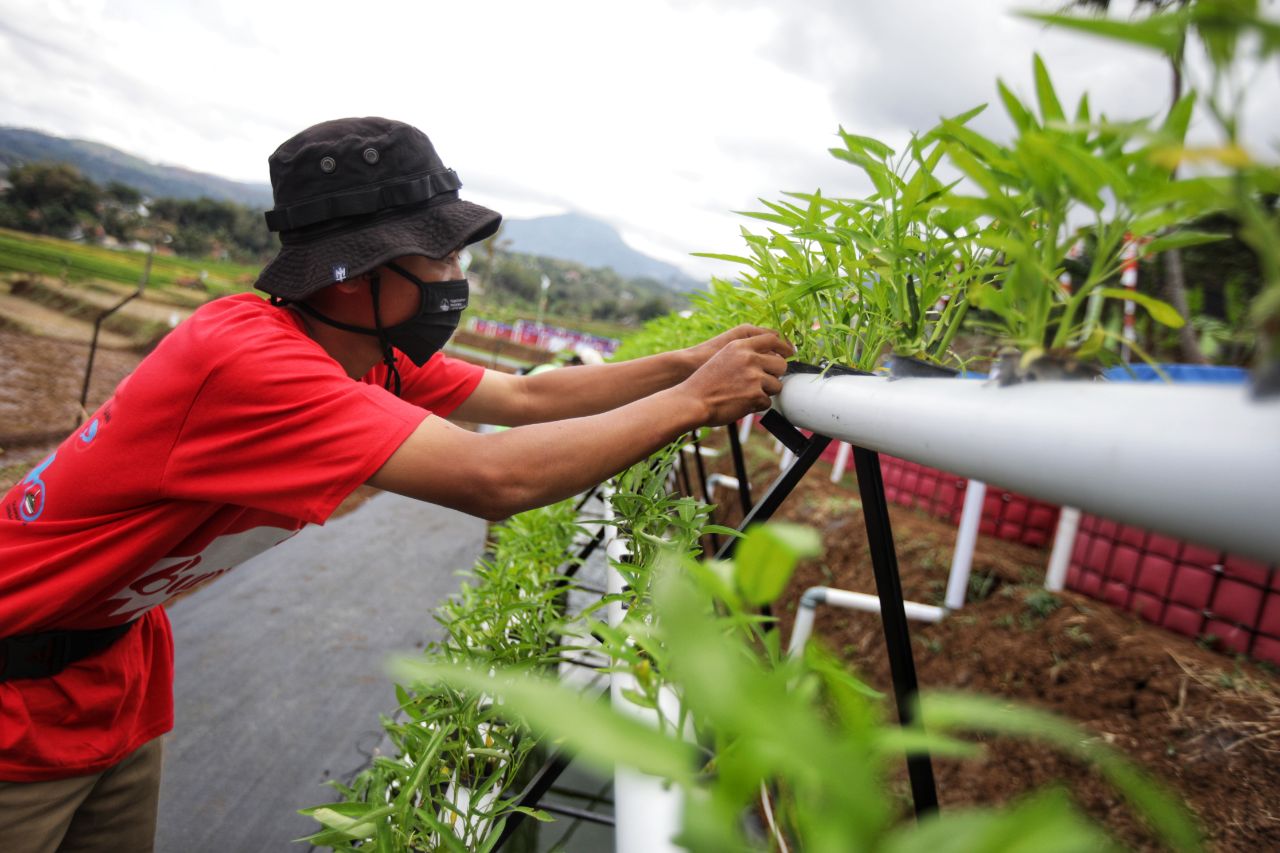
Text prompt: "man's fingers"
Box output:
[[738, 331, 794, 357], [762, 374, 783, 396], [760, 352, 787, 377]]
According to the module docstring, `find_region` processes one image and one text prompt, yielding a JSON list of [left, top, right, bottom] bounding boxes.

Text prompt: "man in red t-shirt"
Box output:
[[0, 117, 790, 852]]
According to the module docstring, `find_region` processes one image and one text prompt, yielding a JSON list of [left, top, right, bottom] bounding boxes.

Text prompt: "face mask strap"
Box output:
[[368, 270, 402, 397]]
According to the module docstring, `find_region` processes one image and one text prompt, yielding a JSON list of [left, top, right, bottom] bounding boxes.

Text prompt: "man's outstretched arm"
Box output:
[[449, 325, 780, 426], [369, 330, 790, 520]]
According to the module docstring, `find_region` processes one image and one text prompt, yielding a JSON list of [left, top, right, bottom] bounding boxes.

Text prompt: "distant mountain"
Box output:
[[501, 212, 702, 292], [0, 127, 702, 292], [0, 126, 273, 208]]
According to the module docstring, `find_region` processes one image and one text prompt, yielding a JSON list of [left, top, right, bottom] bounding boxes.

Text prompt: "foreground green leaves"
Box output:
[[414, 527, 1201, 852]]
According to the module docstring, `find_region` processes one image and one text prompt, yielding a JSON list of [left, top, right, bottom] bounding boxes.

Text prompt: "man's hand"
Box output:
[[677, 330, 794, 426], [682, 324, 780, 375]]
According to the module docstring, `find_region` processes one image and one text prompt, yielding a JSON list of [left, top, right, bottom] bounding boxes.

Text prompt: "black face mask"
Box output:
[[379, 261, 468, 366], [285, 260, 468, 396]]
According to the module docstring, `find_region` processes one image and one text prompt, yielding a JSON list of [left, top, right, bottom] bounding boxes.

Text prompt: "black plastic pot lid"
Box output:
[[785, 360, 870, 377]]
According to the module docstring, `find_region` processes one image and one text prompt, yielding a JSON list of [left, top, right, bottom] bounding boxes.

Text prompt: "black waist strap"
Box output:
[[0, 620, 138, 683]]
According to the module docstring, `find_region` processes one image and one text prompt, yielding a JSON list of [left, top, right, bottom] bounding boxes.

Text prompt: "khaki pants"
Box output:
[[0, 738, 162, 853]]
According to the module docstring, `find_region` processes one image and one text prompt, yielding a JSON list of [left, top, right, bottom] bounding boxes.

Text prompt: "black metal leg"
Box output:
[[715, 419, 831, 562], [689, 433, 721, 554], [727, 422, 753, 516], [492, 746, 574, 850], [561, 527, 606, 579], [851, 446, 939, 817], [676, 439, 695, 497]]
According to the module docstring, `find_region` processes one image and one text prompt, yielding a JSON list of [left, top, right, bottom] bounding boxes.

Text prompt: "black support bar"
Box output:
[[537, 801, 616, 826], [851, 446, 939, 817], [727, 422, 753, 516], [493, 746, 574, 850], [715, 414, 832, 562]]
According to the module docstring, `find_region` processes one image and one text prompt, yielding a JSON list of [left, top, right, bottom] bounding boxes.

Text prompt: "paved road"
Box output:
[[156, 491, 488, 853]]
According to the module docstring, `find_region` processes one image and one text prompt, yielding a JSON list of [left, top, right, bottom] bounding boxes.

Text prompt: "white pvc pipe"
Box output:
[[776, 374, 1280, 563], [945, 480, 986, 611], [787, 586, 945, 658], [830, 442, 851, 483], [738, 414, 754, 444], [1045, 507, 1082, 592], [706, 473, 739, 502], [603, 491, 683, 853]]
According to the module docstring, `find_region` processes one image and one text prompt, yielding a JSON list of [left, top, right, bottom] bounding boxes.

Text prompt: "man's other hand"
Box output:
[[683, 324, 783, 374], [678, 330, 794, 427]]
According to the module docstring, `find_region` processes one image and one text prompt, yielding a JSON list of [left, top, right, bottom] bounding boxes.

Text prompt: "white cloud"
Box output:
[[1, 0, 1275, 280]]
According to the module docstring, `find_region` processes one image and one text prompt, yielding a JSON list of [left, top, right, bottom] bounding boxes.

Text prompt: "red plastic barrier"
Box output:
[[1066, 514, 1280, 665], [876, 454, 1059, 549]]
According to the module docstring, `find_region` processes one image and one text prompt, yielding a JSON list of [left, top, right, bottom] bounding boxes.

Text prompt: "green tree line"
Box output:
[[0, 161, 277, 263]]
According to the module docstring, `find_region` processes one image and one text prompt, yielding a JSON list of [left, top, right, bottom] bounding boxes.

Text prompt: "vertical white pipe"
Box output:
[[738, 414, 754, 444], [604, 488, 683, 853], [945, 480, 987, 611], [780, 448, 796, 470], [830, 443, 851, 483], [1045, 507, 1082, 592], [788, 599, 819, 658]]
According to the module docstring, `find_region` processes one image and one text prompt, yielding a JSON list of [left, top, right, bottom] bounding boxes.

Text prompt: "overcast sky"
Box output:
[[1, 0, 1276, 279]]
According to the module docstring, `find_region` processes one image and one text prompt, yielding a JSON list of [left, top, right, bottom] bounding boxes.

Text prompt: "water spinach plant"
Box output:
[[396, 524, 1202, 853]]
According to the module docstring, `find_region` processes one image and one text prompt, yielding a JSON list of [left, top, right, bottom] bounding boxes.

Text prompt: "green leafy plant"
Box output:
[[1026, 0, 1280, 387], [933, 53, 1210, 373], [394, 525, 1201, 852]]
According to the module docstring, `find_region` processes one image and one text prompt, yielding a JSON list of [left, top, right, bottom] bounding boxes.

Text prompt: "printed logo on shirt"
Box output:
[[332, 264, 348, 282], [101, 526, 299, 621], [13, 452, 57, 523], [73, 417, 99, 452]]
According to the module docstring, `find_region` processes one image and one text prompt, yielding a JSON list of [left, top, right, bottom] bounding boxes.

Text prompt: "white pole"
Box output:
[[1045, 507, 1082, 592], [830, 443, 851, 483], [738, 414, 754, 445], [945, 480, 987, 610], [1121, 234, 1139, 363]]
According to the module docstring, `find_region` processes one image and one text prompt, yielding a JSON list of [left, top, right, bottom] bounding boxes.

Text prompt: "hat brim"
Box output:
[[255, 198, 501, 301]]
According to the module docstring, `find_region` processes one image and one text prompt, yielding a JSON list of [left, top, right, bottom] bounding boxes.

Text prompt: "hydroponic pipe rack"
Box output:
[[775, 374, 1280, 564]]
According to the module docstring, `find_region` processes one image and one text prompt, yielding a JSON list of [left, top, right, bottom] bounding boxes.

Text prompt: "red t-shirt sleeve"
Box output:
[[363, 351, 485, 415], [160, 330, 430, 524]]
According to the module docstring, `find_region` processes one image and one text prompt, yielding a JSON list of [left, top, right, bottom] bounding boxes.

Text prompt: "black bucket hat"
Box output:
[[254, 117, 501, 301]]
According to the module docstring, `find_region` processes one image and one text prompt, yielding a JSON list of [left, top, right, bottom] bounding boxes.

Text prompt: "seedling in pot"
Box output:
[[935, 54, 1204, 379]]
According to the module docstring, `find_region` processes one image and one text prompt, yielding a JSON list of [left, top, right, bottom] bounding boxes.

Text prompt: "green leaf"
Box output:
[[1095, 287, 1185, 328], [882, 788, 1117, 853], [1160, 92, 1197, 146], [388, 657, 697, 783], [690, 252, 757, 268], [1021, 11, 1187, 56], [919, 692, 1202, 853], [997, 79, 1035, 133], [1144, 230, 1228, 255], [733, 523, 822, 606], [1031, 54, 1065, 125], [838, 127, 895, 160]]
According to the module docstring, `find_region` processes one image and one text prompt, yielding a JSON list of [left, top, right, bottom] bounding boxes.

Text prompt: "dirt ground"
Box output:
[[0, 329, 142, 487], [696, 433, 1280, 852]]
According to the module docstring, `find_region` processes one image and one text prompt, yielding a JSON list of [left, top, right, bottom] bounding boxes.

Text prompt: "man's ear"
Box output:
[[333, 276, 365, 295]]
